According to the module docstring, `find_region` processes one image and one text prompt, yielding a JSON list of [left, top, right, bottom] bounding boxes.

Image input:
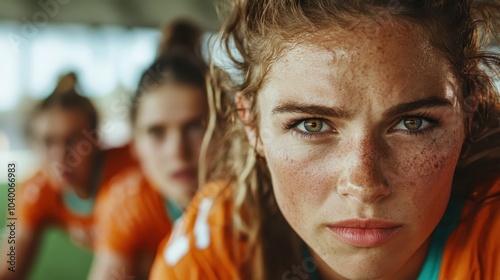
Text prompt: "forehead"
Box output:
[[33, 108, 91, 136], [262, 20, 457, 108], [136, 83, 206, 125]]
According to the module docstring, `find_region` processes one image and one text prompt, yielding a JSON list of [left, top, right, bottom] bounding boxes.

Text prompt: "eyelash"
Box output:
[[282, 113, 440, 140], [392, 112, 440, 136], [282, 117, 335, 140]]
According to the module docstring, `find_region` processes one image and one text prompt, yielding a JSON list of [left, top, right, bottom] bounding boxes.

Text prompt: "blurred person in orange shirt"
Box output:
[[0, 73, 135, 280], [88, 19, 209, 280]]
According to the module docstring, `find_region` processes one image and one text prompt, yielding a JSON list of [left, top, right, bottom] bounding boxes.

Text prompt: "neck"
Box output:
[[73, 151, 102, 199], [73, 183, 92, 199]]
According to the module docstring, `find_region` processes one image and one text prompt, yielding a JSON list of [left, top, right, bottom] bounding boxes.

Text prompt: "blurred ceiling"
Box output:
[[0, 0, 220, 30]]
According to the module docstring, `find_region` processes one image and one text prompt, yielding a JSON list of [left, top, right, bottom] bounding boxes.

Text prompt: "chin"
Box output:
[[159, 181, 197, 203], [174, 179, 198, 191], [48, 176, 68, 190], [320, 252, 403, 280], [175, 183, 198, 199]]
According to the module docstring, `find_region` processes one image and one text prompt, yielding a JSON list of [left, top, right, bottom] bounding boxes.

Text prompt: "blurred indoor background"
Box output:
[[0, 1, 219, 279], [0, 0, 220, 179]]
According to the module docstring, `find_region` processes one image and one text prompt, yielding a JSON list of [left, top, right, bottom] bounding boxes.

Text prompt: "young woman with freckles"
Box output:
[[149, 1, 500, 279]]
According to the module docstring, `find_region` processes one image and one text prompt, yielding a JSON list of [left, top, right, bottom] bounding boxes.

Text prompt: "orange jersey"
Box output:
[[435, 176, 500, 280], [17, 145, 135, 247], [149, 181, 240, 280], [94, 167, 172, 256], [150, 178, 500, 280]]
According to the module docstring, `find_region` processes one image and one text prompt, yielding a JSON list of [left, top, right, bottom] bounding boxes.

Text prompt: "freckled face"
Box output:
[[257, 22, 465, 279]]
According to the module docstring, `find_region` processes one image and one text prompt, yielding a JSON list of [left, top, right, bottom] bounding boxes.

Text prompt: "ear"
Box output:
[[236, 92, 264, 155]]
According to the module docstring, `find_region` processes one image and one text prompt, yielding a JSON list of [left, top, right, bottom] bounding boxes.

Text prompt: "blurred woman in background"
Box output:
[[88, 19, 208, 280], [0, 73, 135, 280]]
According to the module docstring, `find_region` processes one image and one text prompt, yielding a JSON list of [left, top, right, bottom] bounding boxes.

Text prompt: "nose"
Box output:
[[336, 137, 391, 204], [48, 142, 66, 164], [162, 129, 189, 160]]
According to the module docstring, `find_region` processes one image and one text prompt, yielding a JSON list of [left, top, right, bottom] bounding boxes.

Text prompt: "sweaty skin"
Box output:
[[254, 20, 465, 279]]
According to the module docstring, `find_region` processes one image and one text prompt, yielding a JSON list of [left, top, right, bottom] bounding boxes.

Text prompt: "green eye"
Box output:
[[302, 119, 323, 132], [403, 117, 423, 130], [147, 126, 165, 140], [393, 116, 435, 133]]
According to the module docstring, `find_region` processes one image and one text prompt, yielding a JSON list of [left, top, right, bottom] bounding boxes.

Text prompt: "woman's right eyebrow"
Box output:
[[271, 102, 353, 119]]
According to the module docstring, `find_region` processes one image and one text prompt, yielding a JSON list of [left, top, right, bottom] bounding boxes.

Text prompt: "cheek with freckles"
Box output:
[[392, 127, 463, 192], [384, 126, 465, 228], [263, 137, 338, 228]]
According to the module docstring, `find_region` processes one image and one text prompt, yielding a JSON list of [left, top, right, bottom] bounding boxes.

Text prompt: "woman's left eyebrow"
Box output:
[[383, 97, 453, 117]]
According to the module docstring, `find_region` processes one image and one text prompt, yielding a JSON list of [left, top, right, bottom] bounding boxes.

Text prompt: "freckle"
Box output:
[[434, 163, 439, 169]]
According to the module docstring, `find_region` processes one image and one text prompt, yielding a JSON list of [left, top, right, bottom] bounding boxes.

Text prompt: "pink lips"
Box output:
[[327, 219, 401, 247], [171, 168, 196, 182]]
